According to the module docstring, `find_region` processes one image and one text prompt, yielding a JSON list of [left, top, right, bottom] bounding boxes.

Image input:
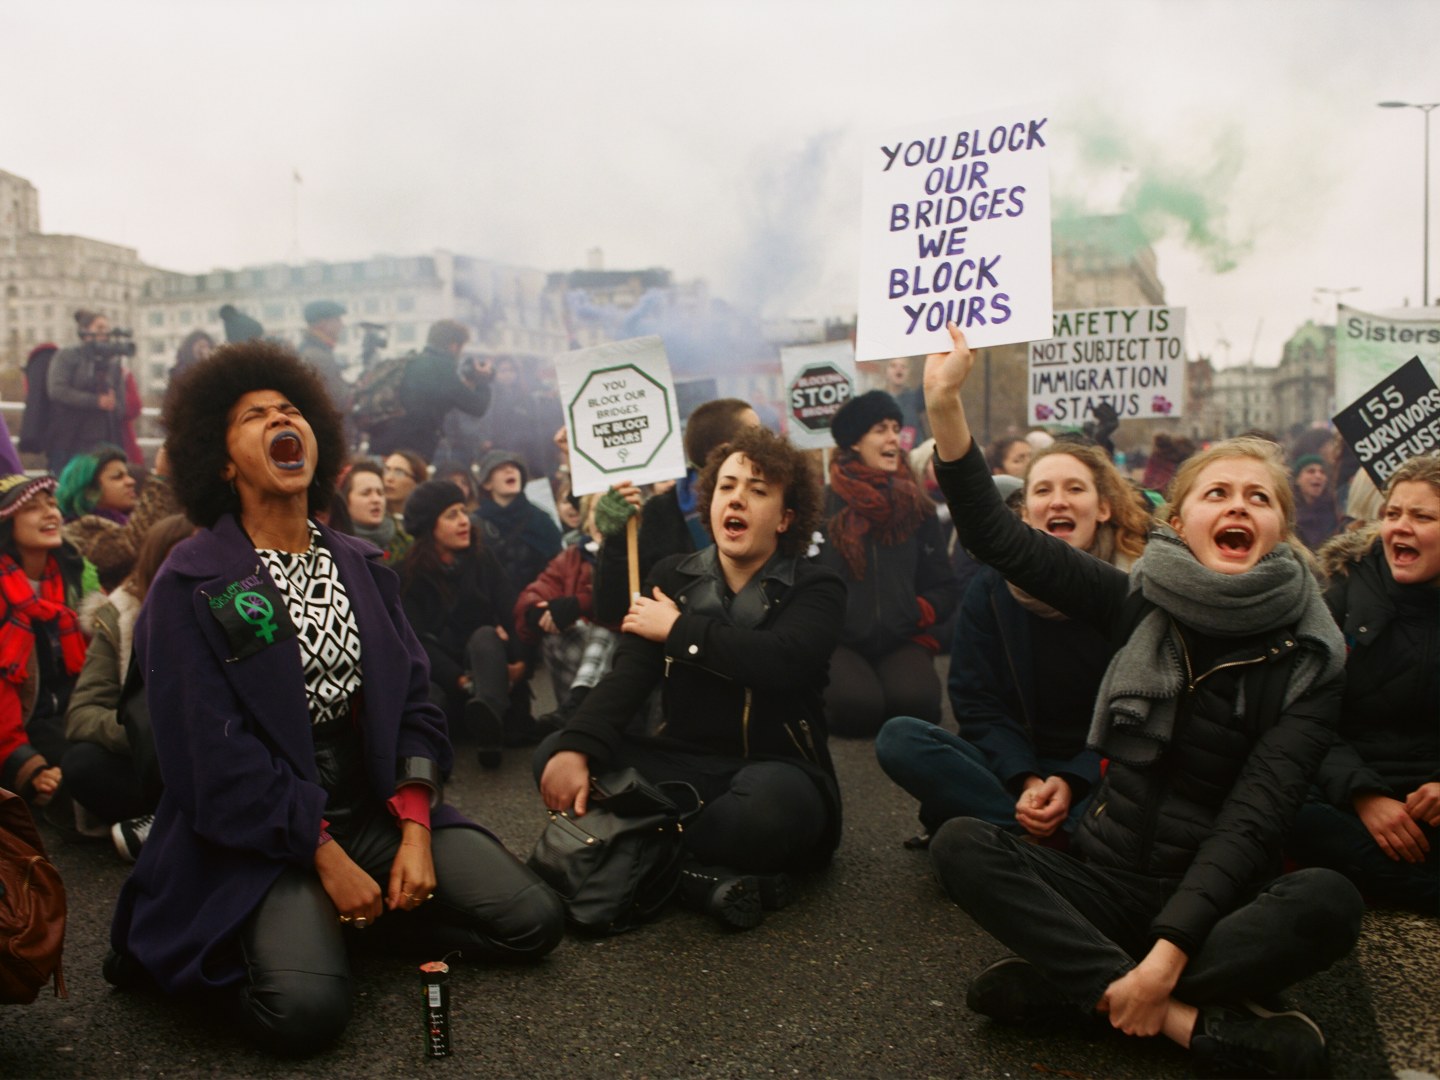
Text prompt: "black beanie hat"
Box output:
[[403, 479, 467, 539], [218, 305, 265, 343], [831, 390, 904, 450]]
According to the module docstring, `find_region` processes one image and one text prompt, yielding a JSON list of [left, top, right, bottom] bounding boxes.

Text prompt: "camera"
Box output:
[[359, 322, 388, 366], [92, 328, 136, 359]]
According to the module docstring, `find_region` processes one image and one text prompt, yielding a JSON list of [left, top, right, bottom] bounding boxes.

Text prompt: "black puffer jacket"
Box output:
[[813, 489, 959, 657], [937, 442, 1342, 955], [1315, 529, 1439, 805], [556, 547, 847, 862]]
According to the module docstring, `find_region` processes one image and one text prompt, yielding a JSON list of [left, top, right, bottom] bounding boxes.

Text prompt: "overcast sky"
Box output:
[[5, 0, 1438, 368]]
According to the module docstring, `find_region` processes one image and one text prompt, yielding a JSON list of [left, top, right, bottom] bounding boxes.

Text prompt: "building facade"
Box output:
[[1271, 320, 1336, 436], [0, 169, 166, 371], [137, 251, 566, 400]]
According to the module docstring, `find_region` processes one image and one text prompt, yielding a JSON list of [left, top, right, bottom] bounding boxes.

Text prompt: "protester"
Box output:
[[537, 426, 843, 929], [1141, 432, 1194, 495], [986, 436, 1031, 479], [57, 447, 136, 525], [881, 356, 927, 447], [45, 310, 127, 473], [400, 479, 522, 769], [382, 449, 427, 519], [170, 329, 215, 383], [74, 447, 183, 594], [62, 513, 195, 855], [365, 320, 492, 460], [0, 474, 92, 811], [921, 322, 1362, 1080], [297, 299, 350, 411], [328, 460, 411, 562], [1288, 456, 1440, 913], [591, 398, 759, 625], [1291, 453, 1344, 551], [106, 340, 563, 1056], [473, 449, 563, 603], [877, 441, 1151, 848], [813, 390, 958, 737]]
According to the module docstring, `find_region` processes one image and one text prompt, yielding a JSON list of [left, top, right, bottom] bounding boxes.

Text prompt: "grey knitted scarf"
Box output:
[[1088, 527, 1344, 766]]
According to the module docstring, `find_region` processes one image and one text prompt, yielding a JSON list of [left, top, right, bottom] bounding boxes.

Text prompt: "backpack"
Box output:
[[0, 787, 67, 1003], [349, 352, 413, 434]]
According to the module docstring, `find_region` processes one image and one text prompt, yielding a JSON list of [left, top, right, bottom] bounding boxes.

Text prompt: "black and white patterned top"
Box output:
[[257, 523, 363, 726]]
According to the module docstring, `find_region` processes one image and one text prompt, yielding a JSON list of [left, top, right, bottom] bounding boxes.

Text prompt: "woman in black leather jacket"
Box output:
[[921, 322, 1362, 1080]]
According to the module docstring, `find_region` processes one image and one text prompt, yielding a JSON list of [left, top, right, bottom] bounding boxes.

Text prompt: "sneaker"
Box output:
[[965, 956, 1070, 1024], [111, 814, 154, 863], [467, 699, 504, 769], [1190, 1001, 1328, 1079]]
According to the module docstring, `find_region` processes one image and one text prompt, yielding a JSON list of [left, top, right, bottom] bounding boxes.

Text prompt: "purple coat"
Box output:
[[110, 514, 468, 992]]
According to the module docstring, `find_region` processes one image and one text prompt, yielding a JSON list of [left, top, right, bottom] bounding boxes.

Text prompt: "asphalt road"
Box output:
[[1, 699, 1436, 1079]]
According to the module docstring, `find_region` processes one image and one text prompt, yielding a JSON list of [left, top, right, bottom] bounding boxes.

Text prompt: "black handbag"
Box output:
[[527, 768, 700, 935]]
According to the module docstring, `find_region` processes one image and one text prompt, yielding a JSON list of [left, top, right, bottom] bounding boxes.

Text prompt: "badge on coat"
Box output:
[[204, 574, 298, 660]]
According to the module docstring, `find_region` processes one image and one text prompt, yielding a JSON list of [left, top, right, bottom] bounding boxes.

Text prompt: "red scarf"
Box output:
[[0, 554, 86, 686], [827, 454, 932, 580]]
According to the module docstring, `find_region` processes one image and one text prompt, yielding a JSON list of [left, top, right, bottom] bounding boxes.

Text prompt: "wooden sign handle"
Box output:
[[626, 514, 640, 600]]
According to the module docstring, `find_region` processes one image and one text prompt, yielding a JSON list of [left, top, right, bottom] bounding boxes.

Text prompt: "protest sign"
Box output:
[[781, 340, 858, 449], [1027, 306, 1186, 425], [555, 336, 686, 497], [1333, 356, 1440, 488], [856, 107, 1053, 362], [1335, 304, 1440, 408]]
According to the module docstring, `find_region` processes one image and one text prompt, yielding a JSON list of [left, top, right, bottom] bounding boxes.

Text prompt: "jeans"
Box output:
[[876, 716, 1089, 835], [534, 733, 832, 873], [1288, 796, 1439, 915], [237, 811, 564, 1055], [931, 817, 1363, 1012]]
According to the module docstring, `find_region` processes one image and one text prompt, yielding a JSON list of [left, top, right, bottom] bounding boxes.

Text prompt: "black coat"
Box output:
[[1316, 532, 1439, 805], [937, 441, 1342, 956], [592, 486, 695, 626], [813, 490, 959, 657], [948, 566, 1103, 797], [367, 345, 491, 460], [554, 548, 847, 860], [399, 547, 517, 691], [45, 344, 124, 464]]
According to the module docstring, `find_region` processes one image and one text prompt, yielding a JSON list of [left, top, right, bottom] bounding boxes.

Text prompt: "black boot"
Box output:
[[535, 684, 590, 736], [676, 863, 764, 930], [467, 698, 504, 769]]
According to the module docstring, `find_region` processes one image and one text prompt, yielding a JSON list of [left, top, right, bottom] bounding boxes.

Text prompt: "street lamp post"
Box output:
[[1379, 101, 1439, 306]]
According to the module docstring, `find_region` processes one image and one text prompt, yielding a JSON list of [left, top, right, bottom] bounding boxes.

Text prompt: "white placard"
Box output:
[[857, 107, 1053, 362], [555, 336, 687, 497], [1027, 306, 1187, 425], [780, 340, 858, 450], [1335, 304, 1440, 409]]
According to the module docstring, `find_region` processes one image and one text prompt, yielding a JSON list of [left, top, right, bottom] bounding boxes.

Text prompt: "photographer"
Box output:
[[46, 310, 132, 473]]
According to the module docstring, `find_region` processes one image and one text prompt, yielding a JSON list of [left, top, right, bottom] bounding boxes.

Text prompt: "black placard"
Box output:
[[1332, 356, 1440, 488]]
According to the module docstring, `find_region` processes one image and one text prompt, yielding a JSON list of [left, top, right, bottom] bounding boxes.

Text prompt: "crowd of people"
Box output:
[[0, 307, 1433, 1076]]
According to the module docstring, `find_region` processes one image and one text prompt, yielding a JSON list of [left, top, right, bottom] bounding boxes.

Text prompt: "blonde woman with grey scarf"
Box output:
[[921, 322, 1361, 1080]]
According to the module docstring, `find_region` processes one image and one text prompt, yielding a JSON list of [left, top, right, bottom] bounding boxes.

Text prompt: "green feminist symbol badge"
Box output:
[[235, 591, 280, 644]]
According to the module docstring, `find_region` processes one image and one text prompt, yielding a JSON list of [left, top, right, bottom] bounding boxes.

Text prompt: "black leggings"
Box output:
[[237, 813, 563, 1056], [534, 734, 833, 873], [825, 642, 942, 737]]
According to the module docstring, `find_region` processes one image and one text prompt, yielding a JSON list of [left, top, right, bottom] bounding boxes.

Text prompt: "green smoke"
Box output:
[[1058, 105, 1252, 274]]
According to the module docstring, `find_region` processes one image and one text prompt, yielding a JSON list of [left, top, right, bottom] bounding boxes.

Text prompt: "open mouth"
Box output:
[[1215, 526, 1254, 556], [1390, 540, 1420, 566], [268, 431, 306, 471], [1045, 516, 1076, 538], [722, 515, 748, 540]]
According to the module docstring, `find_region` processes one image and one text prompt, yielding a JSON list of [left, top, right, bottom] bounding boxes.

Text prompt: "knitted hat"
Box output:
[[1293, 454, 1326, 473], [218, 304, 264, 343], [831, 390, 903, 450], [303, 299, 346, 324], [403, 479, 466, 539], [477, 449, 528, 489], [0, 474, 57, 520]]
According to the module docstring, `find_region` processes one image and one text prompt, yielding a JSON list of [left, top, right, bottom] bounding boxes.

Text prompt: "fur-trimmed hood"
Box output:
[[1316, 525, 1379, 583]]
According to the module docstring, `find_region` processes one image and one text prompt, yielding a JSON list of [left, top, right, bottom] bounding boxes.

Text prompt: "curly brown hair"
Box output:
[[694, 427, 821, 559], [161, 339, 347, 528], [1026, 442, 1153, 560]]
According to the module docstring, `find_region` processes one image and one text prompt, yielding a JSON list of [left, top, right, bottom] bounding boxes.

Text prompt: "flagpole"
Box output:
[[290, 168, 302, 261]]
